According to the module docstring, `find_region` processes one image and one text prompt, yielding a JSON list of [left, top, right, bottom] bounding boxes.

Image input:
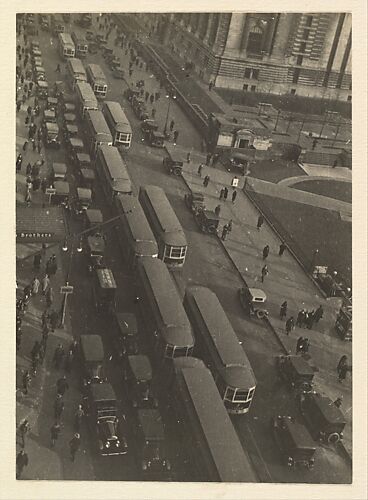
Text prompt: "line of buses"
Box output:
[[58, 32, 257, 479]]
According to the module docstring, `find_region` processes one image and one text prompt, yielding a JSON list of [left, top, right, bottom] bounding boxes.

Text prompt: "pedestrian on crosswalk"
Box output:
[[169, 119, 175, 132]]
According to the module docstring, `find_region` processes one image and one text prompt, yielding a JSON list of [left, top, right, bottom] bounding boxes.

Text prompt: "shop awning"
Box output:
[[16, 207, 66, 243]]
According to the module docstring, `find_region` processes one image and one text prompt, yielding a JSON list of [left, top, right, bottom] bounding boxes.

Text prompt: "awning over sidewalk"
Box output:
[[16, 207, 66, 243]]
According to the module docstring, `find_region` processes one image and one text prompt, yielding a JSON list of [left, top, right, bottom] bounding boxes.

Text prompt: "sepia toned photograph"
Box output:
[[14, 9, 358, 489]]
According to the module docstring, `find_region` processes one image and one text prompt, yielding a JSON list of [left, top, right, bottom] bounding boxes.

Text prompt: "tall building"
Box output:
[[141, 13, 351, 102]]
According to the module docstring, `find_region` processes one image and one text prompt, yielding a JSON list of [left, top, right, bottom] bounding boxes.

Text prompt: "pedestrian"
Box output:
[[197, 164, 204, 177], [145, 91, 149, 102], [231, 189, 237, 204], [54, 394, 65, 422], [208, 81, 214, 91], [22, 139, 29, 151], [16, 450, 29, 479], [16, 153, 23, 171], [25, 190, 32, 207], [129, 69, 133, 77], [227, 219, 233, 233], [173, 130, 179, 144], [332, 159, 338, 168], [221, 224, 229, 241], [64, 349, 74, 373], [296, 309, 306, 327], [46, 287, 54, 308], [31, 340, 41, 362], [41, 308, 49, 329], [223, 187, 228, 201], [338, 362, 349, 383], [25, 162, 32, 176], [261, 264, 268, 283], [219, 188, 225, 200], [285, 316, 295, 335], [32, 138, 36, 151], [53, 344, 65, 369], [301, 337, 310, 354], [74, 405, 85, 432], [306, 310, 315, 329], [151, 108, 156, 119], [257, 215, 264, 230], [169, 119, 175, 132], [280, 300, 288, 319], [18, 419, 30, 448], [69, 433, 81, 462], [262, 245, 270, 260], [48, 254, 58, 276], [203, 175, 210, 188], [56, 63, 61, 73], [314, 305, 324, 324], [333, 396, 343, 409], [29, 81, 33, 92], [205, 153, 212, 166], [50, 422, 61, 448], [312, 138, 318, 150], [22, 369, 32, 395], [16, 100, 22, 112], [38, 342, 46, 364], [214, 204, 221, 217], [41, 274, 50, 295], [27, 105, 32, 116], [37, 141, 42, 154], [49, 309, 59, 331], [296, 336, 304, 354], [149, 94, 154, 105], [56, 375, 69, 396], [279, 242, 287, 256]]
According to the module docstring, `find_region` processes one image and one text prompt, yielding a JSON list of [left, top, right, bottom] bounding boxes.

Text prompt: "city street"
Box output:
[[15, 13, 352, 484]]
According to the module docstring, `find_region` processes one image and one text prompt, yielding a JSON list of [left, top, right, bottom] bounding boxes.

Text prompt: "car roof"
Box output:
[[137, 409, 164, 440], [77, 187, 92, 199], [128, 354, 152, 381], [80, 334, 104, 361], [283, 418, 316, 450], [115, 313, 138, 336], [86, 208, 103, 224], [91, 382, 116, 402], [54, 181, 70, 194], [287, 356, 315, 377], [87, 235, 105, 252]]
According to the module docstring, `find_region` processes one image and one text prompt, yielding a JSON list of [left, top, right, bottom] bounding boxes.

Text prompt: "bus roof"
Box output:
[[58, 32, 74, 45], [76, 82, 98, 107], [137, 409, 165, 440], [98, 145, 130, 181], [72, 32, 88, 44], [185, 286, 256, 387], [86, 110, 112, 140], [67, 57, 86, 74], [103, 101, 132, 133], [137, 257, 193, 348], [140, 185, 187, 248], [173, 356, 206, 373], [87, 63, 107, 83], [115, 194, 158, 257], [177, 367, 257, 482]]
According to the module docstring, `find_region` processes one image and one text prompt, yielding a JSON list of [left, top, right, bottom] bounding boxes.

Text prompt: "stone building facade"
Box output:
[[137, 12, 352, 102]]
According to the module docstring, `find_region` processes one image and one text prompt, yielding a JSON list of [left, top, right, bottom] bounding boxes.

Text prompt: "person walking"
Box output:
[[296, 336, 304, 354], [74, 405, 85, 432], [144, 90, 149, 102], [54, 394, 65, 422], [312, 138, 318, 150], [46, 287, 54, 308], [69, 433, 81, 462], [285, 316, 295, 335], [53, 344, 65, 369], [50, 422, 61, 448], [231, 189, 237, 204], [301, 337, 310, 354], [306, 310, 315, 330], [227, 219, 233, 233], [49, 309, 59, 331], [261, 264, 268, 283], [56, 375, 69, 397], [279, 242, 287, 256], [214, 205, 221, 217], [16, 450, 29, 479], [337, 355, 349, 383], [64, 349, 74, 373], [296, 309, 306, 327], [333, 396, 343, 408], [149, 94, 154, 105], [55, 63, 61, 73], [41, 274, 50, 295], [219, 188, 225, 200], [257, 215, 264, 230], [223, 187, 228, 201], [31, 276, 40, 295], [186, 152, 191, 163], [221, 224, 229, 241], [173, 130, 179, 144], [31, 341, 41, 363], [169, 119, 175, 132], [314, 305, 324, 324], [203, 175, 210, 187], [279, 301, 288, 320], [262, 245, 270, 260], [197, 164, 204, 177], [205, 153, 212, 166], [151, 108, 156, 119], [22, 370, 32, 395], [18, 419, 30, 448]]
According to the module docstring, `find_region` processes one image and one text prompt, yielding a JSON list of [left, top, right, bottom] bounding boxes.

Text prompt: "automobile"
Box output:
[[299, 391, 346, 444], [86, 31, 95, 41], [79, 168, 95, 191], [238, 286, 268, 319], [40, 15, 49, 30], [112, 312, 139, 359], [74, 187, 92, 215], [37, 80, 49, 99], [124, 355, 158, 409], [62, 102, 76, 114], [277, 355, 315, 392], [163, 144, 184, 175], [32, 57, 43, 69], [194, 209, 220, 234], [75, 152, 92, 171], [144, 130, 165, 148], [88, 42, 99, 55], [124, 86, 140, 102], [84, 208, 103, 233], [225, 152, 250, 175], [141, 119, 158, 134], [46, 97, 58, 112], [132, 97, 149, 120], [271, 415, 316, 469], [51, 180, 70, 207], [184, 191, 205, 214], [79, 334, 106, 388], [43, 109, 56, 124], [84, 383, 128, 456], [63, 113, 77, 125], [135, 409, 171, 475], [63, 123, 79, 141], [66, 137, 85, 163], [76, 14, 92, 29], [92, 268, 117, 315], [85, 234, 105, 273], [43, 122, 60, 148], [109, 57, 121, 70], [34, 66, 46, 81], [51, 162, 67, 182], [112, 66, 125, 79]]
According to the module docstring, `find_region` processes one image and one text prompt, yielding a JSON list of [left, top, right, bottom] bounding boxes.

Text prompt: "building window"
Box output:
[[296, 55, 303, 66], [347, 95, 352, 101], [300, 42, 307, 53], [250, 85, 256, 92], [243, 84, 248, 91], [292, 68, 301, 84], [305, 15, 313, 27], [290, 88, 296, 95], [244, 68, 259, 79], [247, 25, 263, 54]]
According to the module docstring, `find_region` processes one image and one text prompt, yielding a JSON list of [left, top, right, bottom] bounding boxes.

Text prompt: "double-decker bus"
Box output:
[[136, 257, 194, 360], [114, 194, 158, 267], [66, 58, 87, 89], [58, 32, 75, 59], [85, 110, 113, 155], [96, 145, 132, 201], [75, 82, 98, 117], [138, 185, 187, 268], [171, 358, 257, 482], [183, 286, 256, 414], [71, 32, 88, 58], [102, 101, 132, 149], [51, 14, 65, 34], [86, 64, 108, 99]]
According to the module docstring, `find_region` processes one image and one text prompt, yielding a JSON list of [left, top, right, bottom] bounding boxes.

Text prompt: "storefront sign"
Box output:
[[17, 231, 54, 240], [60, 285, 74, 294]]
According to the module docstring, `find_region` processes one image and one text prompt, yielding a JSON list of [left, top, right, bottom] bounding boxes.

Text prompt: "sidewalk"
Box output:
[[180, 162, 352, 458]]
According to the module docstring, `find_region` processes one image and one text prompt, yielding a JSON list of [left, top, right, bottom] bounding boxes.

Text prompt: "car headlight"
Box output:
[[105, 441, 110, 448]]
